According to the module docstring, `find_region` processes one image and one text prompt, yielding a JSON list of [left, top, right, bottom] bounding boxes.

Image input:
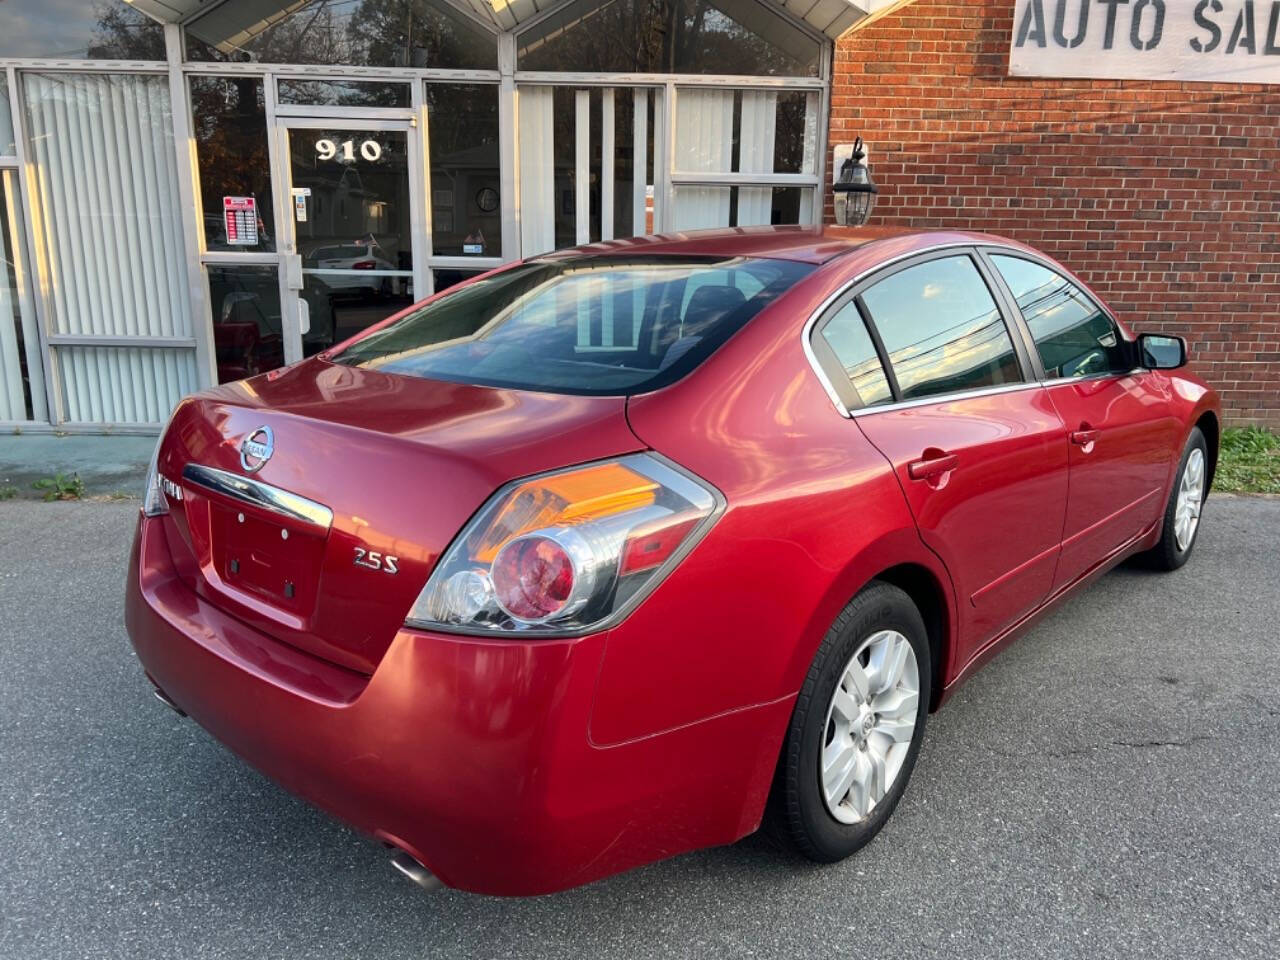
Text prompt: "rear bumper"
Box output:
[[125, 515, 790, 895]]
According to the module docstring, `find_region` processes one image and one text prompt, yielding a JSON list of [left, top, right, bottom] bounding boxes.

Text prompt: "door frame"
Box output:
[[269, 110, 428, 364]]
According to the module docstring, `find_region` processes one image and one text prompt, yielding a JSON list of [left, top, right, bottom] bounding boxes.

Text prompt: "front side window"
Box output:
[[817, 301, 893, 407], [991, 255, 1130, 379], [860, 256, 1022, 401], [332, 255, 812, 395]]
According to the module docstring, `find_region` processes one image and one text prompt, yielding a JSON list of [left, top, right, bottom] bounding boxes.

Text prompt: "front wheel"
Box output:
[[769, 581, 931, 862], [1143, 426, 1209, 571]]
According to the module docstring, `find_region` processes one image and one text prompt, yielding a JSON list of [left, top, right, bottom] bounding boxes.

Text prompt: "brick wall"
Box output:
[[828, 0, 1280, 427]]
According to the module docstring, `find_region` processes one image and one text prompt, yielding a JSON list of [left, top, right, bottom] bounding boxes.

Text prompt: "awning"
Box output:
[[128, 0, 917, 42]]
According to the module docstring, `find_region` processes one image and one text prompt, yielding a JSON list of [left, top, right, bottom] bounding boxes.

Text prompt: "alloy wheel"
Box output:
[[1174, 447, 1205, 551], [820, 629, 920, 824]]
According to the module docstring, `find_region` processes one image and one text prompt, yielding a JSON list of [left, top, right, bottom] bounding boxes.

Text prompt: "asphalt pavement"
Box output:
[[1, 496, 1277, 960]]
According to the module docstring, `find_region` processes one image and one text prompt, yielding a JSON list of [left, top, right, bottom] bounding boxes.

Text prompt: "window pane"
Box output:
[[301, 271, 414, 357], [186, 0, 497, 69], [333, 256, 813, 395], [57, 347, 197, 424], [1, 76, 14, 156], [862, 256, 1022, 401], [278, 79, 410, 109], [191, 77, 276, 253], [518, 86, 660, 256], [992, 256, 1130, 379], [518, 0, 820, 76], [672, 186, 811, 230], [23, 74, 191, 347], [819, 302, 893, 407], [207, 265, 288, 384], [675, 89, 817, 176], [427, 84, 501, 257], [0, 0, 165, 59], [292, 128, 414, 264], [1, 170, 45, 421]]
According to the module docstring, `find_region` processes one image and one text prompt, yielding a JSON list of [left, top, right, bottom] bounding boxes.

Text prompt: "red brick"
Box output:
[[827, 0, 1280, 427]]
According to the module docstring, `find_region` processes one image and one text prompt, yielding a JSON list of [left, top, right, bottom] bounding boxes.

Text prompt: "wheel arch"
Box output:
[[873, 563, 951, 712], [784, 529, 959, 718], [1194, 409, 1219, 491]]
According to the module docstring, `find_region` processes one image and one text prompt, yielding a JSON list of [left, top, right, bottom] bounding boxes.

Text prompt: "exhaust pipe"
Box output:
[[390, 850, 442, 891], [152, 687, 187, 717]]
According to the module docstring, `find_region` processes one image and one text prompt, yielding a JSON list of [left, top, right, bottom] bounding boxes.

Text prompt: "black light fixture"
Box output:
[[833, 136, 877, 226]]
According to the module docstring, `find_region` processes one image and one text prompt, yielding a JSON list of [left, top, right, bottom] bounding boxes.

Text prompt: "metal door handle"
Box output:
[[907, 452, 958, 481], [1070, 429, 1098, 446]]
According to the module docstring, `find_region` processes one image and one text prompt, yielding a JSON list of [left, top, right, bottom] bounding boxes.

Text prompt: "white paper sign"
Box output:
[[1010, 0, 1280, 85]]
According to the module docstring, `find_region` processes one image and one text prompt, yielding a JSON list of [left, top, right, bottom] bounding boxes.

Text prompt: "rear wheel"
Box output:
[[770, 581, 931, 862], [1143, 427, 1208, 571]]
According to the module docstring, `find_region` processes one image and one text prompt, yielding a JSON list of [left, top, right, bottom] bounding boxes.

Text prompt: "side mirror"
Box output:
[[1138, 333, 1187, 370]]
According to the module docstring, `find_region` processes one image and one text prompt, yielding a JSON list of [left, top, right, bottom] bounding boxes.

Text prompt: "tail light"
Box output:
[[406, 454, 722, 635], [352, 260, 376, 270], [142, 431, 168, 517]]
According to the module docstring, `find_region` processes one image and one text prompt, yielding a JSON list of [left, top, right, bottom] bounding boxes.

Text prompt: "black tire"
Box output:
[[1142, 427, 1209, 572], [768, 580, 931, 863]]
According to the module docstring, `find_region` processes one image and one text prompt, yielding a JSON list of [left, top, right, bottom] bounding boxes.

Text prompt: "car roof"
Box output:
[[541, 225, 1026, 266]]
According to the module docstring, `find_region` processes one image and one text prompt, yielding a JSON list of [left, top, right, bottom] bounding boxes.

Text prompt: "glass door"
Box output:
[[278, 117, 422, 360]]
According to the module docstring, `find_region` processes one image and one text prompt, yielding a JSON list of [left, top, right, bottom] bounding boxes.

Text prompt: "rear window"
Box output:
[[330, 255, 813, 395]]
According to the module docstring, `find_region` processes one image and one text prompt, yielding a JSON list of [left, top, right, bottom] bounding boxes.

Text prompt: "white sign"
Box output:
[[222, 196, 257, 246], [1010, 0, 1280, 84]]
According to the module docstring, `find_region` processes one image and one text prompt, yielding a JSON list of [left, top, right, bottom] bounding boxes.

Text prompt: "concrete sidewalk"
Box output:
[[0, 434, 154, 500]]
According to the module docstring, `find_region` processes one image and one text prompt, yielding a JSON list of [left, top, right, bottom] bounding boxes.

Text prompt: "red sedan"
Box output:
[[126, 226, 1219, 895]]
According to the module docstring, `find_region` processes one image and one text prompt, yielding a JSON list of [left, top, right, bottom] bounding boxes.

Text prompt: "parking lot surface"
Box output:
[[1, 497, 1277, 960]]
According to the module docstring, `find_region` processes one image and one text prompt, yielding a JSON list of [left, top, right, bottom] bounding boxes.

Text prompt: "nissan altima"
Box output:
[[126, 226, 1219, 895]]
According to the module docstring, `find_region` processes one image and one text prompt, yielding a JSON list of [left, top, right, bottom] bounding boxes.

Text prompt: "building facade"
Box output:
[[829, 0, 1280, 427], [5, 0, 1274, 434], [1, 0, 896, 432]]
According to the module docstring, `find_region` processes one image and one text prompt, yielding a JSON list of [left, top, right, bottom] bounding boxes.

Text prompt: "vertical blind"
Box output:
[[736, 91, 778, 227], [23, 73, 196, 424], [672, 89, 733, 231], [518, 85, 555, 257], [1, 171, 46, 421]]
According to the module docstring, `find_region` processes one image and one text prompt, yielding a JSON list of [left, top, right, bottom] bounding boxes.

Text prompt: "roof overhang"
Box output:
[[127, 0, 918, 42]]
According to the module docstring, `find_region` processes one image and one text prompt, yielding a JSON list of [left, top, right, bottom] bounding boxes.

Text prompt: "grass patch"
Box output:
[[0, 486, 17, 500], [1215, 426, 1280, 495]]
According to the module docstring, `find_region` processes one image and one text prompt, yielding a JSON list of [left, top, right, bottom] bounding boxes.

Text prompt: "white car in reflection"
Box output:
[[306, 242, 404, 297]]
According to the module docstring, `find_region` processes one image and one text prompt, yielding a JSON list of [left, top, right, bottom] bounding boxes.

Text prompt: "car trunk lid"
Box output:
[[154, 359, 642, 674]]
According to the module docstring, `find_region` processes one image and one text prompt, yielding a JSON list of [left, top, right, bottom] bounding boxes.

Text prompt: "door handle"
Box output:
[[1070, 429, 1099, 452], [907, 452, 959, 481]]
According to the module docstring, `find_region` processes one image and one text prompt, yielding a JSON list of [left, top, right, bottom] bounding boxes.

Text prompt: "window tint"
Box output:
[[991, 256, 1130, 379], [333, 256, 812, 395], [818, 302, 893, 407], [861, 256, 1022, 401]]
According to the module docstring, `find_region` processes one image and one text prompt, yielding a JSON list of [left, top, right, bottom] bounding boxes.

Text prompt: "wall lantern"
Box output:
[[832, 136, 877, 227]]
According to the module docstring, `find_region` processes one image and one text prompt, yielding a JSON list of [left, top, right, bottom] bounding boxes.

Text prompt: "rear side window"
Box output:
[[860, 255, 1022, 401], [817, 301, 893, 407], [331, 255, 812, 395], [991, 255, 1130, 379]]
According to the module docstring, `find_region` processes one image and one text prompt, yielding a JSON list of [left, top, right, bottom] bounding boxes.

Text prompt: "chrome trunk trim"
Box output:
[[182, 463, 333, 532]]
